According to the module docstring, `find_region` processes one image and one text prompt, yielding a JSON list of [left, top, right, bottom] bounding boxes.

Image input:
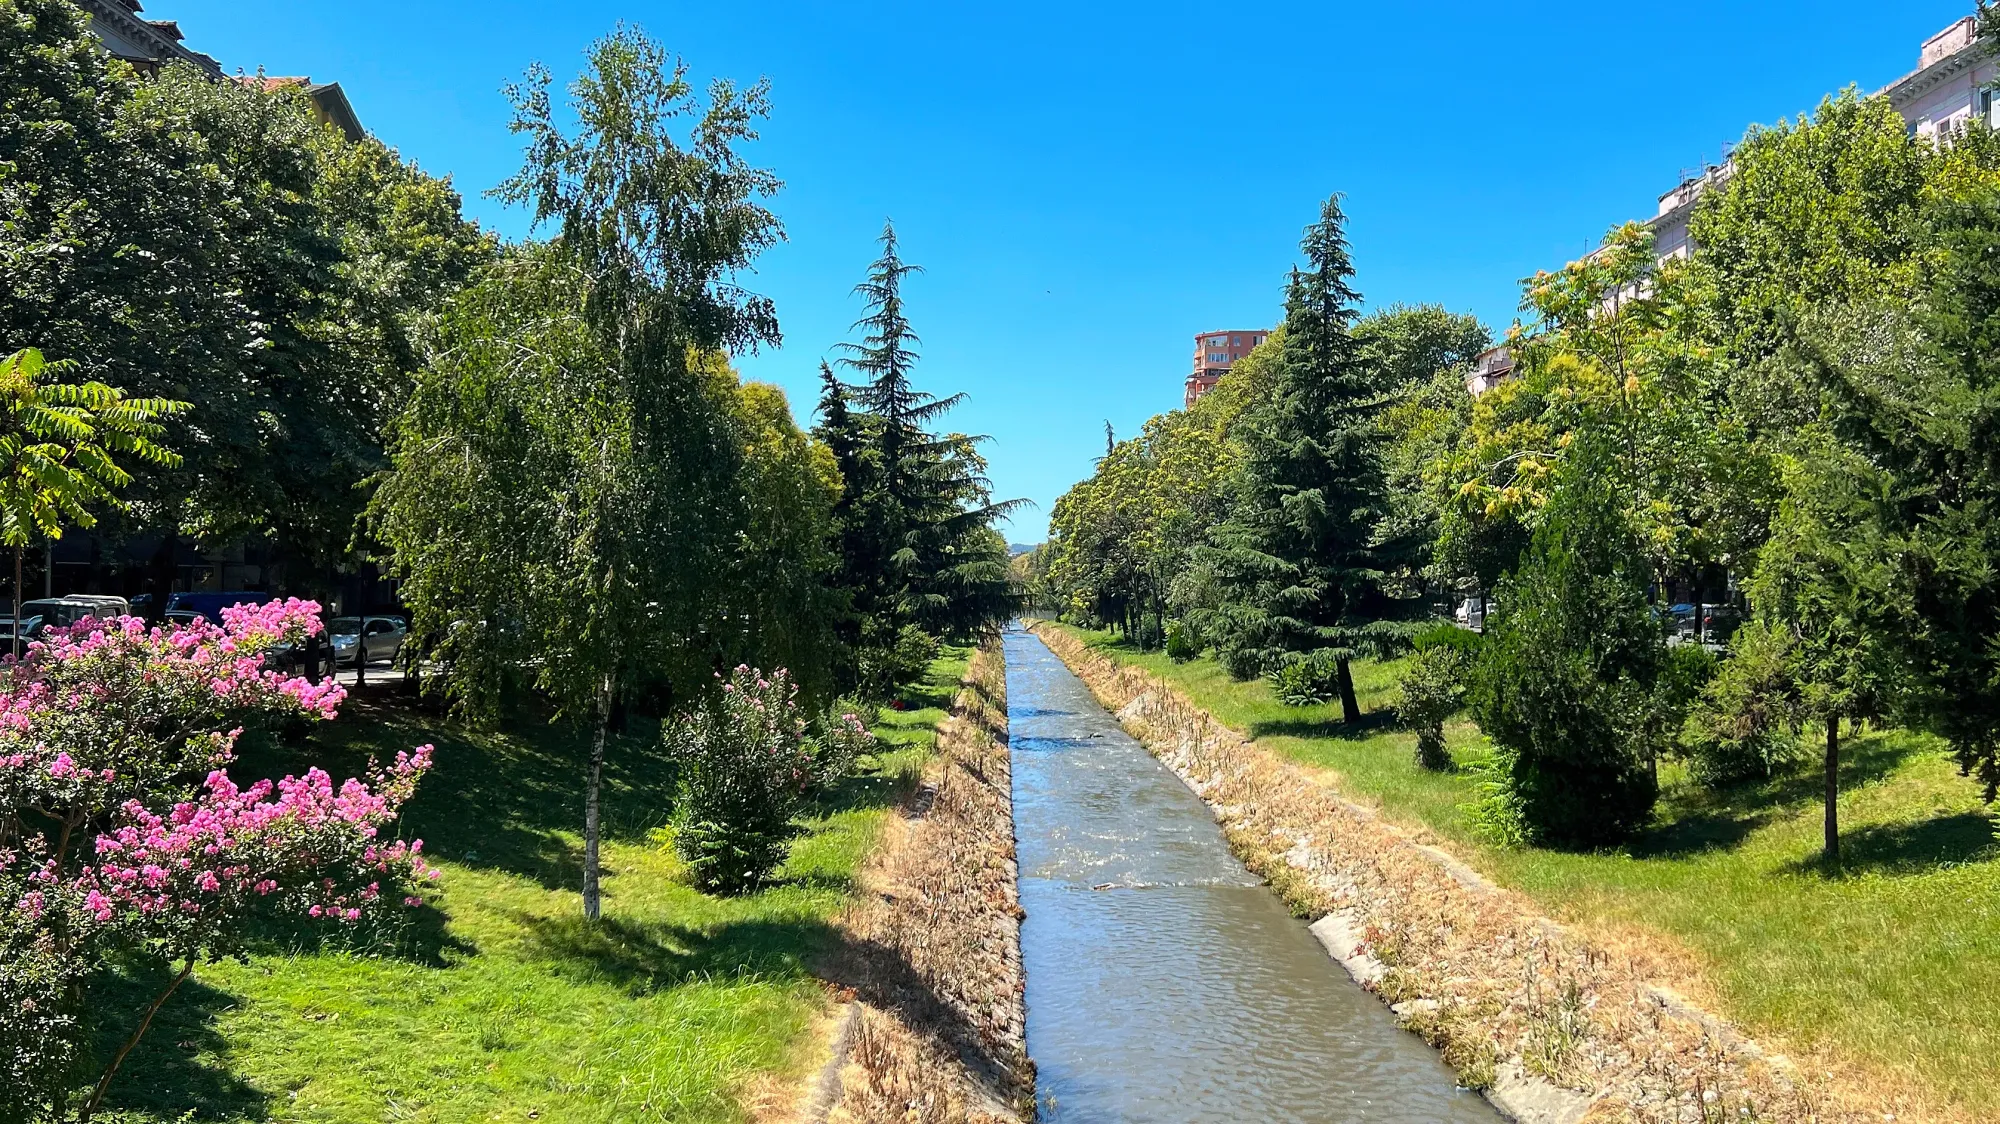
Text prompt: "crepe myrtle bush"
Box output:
[[0, 601, 436, 1123], [666, 665, 874, 895]]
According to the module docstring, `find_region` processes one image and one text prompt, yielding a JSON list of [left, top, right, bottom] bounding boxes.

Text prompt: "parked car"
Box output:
[[1667, 603, 1698, 637], [1702, 604, 1745, 644], [165, 591, 274, 626], [8, 597, 128, 639], [60, 594, 130, 619], [1454, 596, 1495, 632], [328, 616, 407, 668]]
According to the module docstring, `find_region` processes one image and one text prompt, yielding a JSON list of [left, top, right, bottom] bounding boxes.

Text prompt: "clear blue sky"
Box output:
[[167, 0, 1973, 541]]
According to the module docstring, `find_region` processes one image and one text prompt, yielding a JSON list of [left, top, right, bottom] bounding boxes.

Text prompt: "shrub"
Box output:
[[1401, 626, 1481, 770], [1681, 620, 1809, 786], [0, 603, 434, 1121], [1219, 640, 1266, 682], [667, 666, 869, 894], [1164, 620, 1201, 663], [1268, 651, 1341, 707], [1469, 457, 1663, 847]]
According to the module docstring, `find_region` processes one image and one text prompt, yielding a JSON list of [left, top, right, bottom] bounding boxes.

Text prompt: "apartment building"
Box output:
[[80, 1, 363, 141], [79, 0, 221, 76], [1651, 16, 1995, 268], [1185, 328, 1271, 407], [1468, 16, 1998, 398]]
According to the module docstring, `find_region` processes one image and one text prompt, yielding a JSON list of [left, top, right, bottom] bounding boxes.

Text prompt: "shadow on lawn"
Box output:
[[236, 699, 678, 895], [517, 910, 841, 994], [1248, 707, 1403, 743], [1635, 732, 1939, 860], [1780, 811, 2000, 878], [92, 961, 270, 1120]]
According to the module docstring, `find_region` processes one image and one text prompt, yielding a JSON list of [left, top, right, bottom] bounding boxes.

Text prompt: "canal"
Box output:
[[1005, 627, 1502, 1123]]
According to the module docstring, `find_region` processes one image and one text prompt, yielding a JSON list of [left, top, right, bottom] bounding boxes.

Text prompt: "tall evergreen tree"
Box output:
[[1197, 194, 1405, 721], [818, 223, 1019, 695]]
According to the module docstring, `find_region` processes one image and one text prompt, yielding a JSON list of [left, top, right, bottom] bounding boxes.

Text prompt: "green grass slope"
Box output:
[[100, 651, 968, 1123], [1055, 624, 2000, 1119]]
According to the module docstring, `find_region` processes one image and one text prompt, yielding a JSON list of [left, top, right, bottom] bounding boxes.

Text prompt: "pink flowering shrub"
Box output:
[[0, 601, 434, 1122], [665, 666, 872, 894]]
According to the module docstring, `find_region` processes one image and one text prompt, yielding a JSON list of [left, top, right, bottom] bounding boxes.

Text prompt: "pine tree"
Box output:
[[1198, 194, 1403, 722], [821, 223, 1020, 695]]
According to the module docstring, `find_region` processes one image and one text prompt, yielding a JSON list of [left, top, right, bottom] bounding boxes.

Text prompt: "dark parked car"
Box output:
[[166, 591, 274, 626], [1702, 604, 1745, 643]]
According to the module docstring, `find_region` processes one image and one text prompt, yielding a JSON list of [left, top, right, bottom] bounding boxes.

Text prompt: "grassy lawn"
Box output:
[[1052, 624, 2000, 1119], [99, 651, 969, 1123]]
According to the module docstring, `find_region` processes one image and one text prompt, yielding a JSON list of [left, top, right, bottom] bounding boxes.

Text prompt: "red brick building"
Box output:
[[1185, 328, 1270, 408]]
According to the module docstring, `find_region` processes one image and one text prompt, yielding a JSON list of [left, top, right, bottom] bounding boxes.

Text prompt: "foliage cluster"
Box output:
[[0, 601, 433, 1121], [666, 665, 872, 893], [0, 0, 493, 591], [1047, 78, 2000, 851]]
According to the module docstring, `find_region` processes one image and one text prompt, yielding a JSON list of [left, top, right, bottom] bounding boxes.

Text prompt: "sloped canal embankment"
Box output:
[[816, 638, 1034, 1124], [1028, 620, 1895, 1124], [1007, 626, 1499, 1123]]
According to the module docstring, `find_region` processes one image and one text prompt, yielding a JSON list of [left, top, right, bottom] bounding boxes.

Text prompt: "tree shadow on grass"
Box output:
[[236, 698, 674, 895], [1780, 811, 1999, 878], [1635, 732, 1940, 860], [90, 960, 270, 1121], [515, 911, 840, 995], [1248, 708, 1402, 742], [513, 907, 1018, 1100]]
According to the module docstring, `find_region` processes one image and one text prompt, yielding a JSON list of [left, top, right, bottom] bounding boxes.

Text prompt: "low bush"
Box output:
[[1401, 626, 1482, 770], [1164, 620, 1201, 663], [667, 666, 872, 894], [1268, 651, 1341, 707], [1681, 620, 1810, 786]]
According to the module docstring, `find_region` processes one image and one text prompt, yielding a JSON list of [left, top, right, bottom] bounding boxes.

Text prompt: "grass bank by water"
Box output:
[[101, 651, 969, 1123], [1053, 624, 2000, 1122]]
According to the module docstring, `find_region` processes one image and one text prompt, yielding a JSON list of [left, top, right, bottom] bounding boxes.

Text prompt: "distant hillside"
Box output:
[[1008, 543, 1041, 557]]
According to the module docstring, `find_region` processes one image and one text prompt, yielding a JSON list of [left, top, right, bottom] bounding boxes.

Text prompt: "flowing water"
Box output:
[[1005, 627, 1501, 1123]]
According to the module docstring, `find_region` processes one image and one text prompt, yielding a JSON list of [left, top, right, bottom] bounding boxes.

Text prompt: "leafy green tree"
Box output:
[[0, 348, 186, 651], [0, 2, 489, 594], [1471, 443, 1664, 846], [374, 29, 783, 921], [1399, 626, 1481, 771], [1196, 195, 1408, 721]]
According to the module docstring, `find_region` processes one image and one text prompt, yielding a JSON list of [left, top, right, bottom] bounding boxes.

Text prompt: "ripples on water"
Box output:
[[1006, 627, 1500, 1123]]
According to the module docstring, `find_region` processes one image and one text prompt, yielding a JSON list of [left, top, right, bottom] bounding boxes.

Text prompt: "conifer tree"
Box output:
[[1197, 194, 1405, 721], [819, 224, 1020, 695]]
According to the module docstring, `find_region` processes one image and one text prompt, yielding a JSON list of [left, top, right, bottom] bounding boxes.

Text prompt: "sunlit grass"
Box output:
[[101, 652, 969, 1123], [1056, 624, 2000, 1118]]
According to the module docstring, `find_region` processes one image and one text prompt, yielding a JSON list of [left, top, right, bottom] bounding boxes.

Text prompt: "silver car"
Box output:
[[328, 616, 407, 667]]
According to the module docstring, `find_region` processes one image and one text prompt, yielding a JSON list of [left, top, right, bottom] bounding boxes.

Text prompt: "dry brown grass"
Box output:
[[818, 638, 1032, 1124], [1030, 621, 1923, 1124]]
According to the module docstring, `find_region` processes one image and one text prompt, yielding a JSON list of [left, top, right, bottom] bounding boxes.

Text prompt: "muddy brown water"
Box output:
[[1006, 628, 1501, 1123]]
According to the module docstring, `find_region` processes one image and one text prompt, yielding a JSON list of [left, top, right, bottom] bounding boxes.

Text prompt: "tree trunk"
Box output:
[[147, 527, 178, 621], [1824, 718, 1841, 865], [1335, 656, 1360, 724], [80, 955, 195, 1122], [581, 672, 615, 921], [11, 544, 19, 662]]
